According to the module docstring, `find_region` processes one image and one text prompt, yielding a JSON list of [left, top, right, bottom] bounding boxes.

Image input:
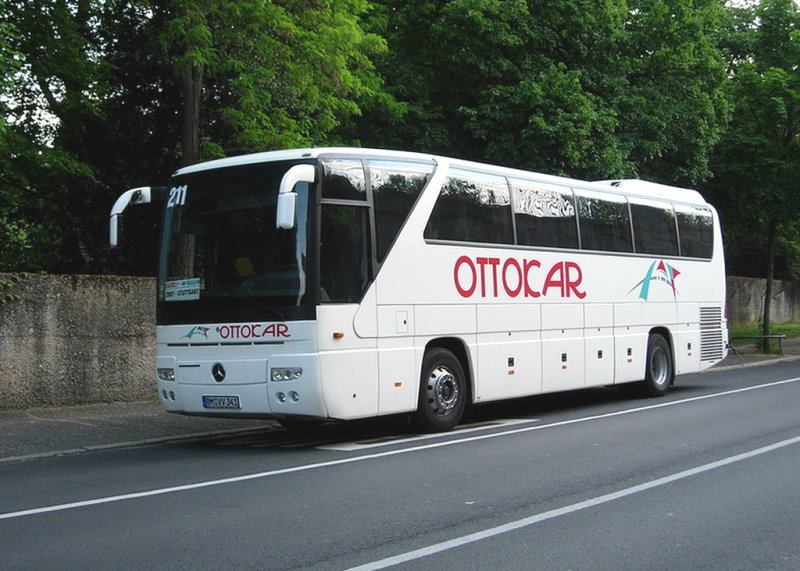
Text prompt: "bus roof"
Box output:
[[174, 147, 710, 207], [173, 147, 439, 175], [594, 179, 706, 205]]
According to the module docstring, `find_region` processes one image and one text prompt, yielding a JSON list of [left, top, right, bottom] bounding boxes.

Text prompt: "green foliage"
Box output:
[[1, 0, 387, 274], [161, 0, 387, 155], [0, 272, 28, 305], [729, 322, 800, 340], [356, 0, 626, 176], [0, 0, 796, 280], [357, 0, 729, 183], [709, 0, 800, 278], [0, 0, 108, 272], [618, 0, 731, 186]]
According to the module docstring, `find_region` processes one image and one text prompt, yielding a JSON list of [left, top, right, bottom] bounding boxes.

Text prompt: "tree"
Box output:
[[1, 0, 388, 275], [0, 0, 102, 272], [709, 0, 800, 348], [618, 0, 730, 186], [161, 0, 387, 165], [359, 0, 631, 178], [358, 0, 729, 184]]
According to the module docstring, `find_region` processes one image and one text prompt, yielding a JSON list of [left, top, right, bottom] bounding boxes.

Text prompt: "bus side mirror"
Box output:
[[277, 164, 315, 230], [276, 193, 297, 230], [109, 186, 167, 247]]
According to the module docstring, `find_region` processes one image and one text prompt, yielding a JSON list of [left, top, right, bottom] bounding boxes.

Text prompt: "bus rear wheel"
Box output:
[[414, 348, 467, 432], [642, 333, 673, 397]]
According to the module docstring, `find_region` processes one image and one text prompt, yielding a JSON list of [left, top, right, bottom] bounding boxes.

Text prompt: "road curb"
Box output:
[[706, 354, 800, 373], [0, 425, 277, 465]]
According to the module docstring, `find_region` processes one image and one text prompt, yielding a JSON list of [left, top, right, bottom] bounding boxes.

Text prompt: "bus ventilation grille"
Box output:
[[700, 306, 724, 362]]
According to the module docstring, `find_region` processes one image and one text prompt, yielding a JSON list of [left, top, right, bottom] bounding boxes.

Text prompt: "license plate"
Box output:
[[202, 395, 241, 410]]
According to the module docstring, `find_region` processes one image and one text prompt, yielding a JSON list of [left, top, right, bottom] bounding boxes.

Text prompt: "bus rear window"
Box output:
[[676, 205, 713, 259]]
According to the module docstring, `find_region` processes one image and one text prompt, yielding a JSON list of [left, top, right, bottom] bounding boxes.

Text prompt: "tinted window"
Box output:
[[676, 205, 713, 259], [630, 201, 679, 256], [424, 170, 513, 244], [370, 160, 435, 262], [576, 191, 633, 252], [320, 205, 370, 302], [321, 159, 367, 201], [511, 179, 578, 249], [157, 161, 314, 325]]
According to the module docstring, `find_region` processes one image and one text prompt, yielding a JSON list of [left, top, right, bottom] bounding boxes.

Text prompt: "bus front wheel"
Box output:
[[414, 348, 466, 432], [642, 333, 673, 397]]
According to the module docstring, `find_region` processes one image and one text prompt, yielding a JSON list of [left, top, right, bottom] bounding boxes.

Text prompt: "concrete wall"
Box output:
[[726, 275, 800, 325], [0, 274, 155, 409], [0, 273, 797, 409]]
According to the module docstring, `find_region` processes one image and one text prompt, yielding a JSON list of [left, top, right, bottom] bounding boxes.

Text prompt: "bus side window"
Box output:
[[370, 160, 435, 262], [676, 205, 713, 259], [576, 191, 633, 253], [320, 204, 371, 303], [321, 159, 367, 201], [511, 180, 578, 249], [630, 201, 679, 256], [424, 170, 513, 245]]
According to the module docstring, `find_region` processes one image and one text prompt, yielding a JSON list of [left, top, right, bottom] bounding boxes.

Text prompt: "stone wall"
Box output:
[[0, 273, 796, 409], [0, 274, 155, 409], [726, 275, 800, 325]]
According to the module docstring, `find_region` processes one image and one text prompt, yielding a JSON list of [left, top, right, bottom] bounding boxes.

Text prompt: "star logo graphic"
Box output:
[[629, 260, 681, 301], [182, 326, 210, 340]]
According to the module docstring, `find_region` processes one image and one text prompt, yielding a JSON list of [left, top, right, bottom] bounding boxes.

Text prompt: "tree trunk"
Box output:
[[181, 61, 203, 167], [762, 218, 777, 352], [175, 59, 203, 276]]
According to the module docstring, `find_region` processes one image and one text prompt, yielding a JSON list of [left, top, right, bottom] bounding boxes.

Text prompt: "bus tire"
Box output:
[[414, 348, 467, 432], [642, 333, 673, 397]]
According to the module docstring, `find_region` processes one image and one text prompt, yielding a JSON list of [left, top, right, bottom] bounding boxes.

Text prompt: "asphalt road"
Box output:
[[2, 362, 800, 570]]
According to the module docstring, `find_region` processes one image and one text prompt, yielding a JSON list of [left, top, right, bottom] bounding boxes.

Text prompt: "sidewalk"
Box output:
[[0, 401, 278, 462], [715, 336, 800, 369], [2, 340, 799, 462]]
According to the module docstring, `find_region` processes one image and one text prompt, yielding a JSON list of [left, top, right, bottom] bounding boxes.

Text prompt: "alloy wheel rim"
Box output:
[[426, 365, 459, 416], [651, 347, 669, 386]]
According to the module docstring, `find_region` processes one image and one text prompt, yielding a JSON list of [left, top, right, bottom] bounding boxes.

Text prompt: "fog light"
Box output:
[[162, 390, 168, 400], [270, 367, 302, 382], [169, 391, 176, 401], [277, 392, 287, 403], [157, 368, 175, 382], [289, 391, 300, 402]]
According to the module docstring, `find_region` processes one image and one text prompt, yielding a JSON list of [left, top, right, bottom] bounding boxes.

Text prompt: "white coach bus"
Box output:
[[110, 148, 727, 432]]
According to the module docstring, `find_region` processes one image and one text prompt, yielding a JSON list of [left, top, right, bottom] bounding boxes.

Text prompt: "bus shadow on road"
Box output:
[[179, 382, 716, 453]]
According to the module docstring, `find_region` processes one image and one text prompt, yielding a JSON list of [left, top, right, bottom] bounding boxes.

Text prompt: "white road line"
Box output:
[[1, 376, 799, 522], [318, 418, 537, 451], [346, 434, 800, 571]]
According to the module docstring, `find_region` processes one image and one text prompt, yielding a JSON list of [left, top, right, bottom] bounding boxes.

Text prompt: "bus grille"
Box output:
[[700, 306, 724, 362]]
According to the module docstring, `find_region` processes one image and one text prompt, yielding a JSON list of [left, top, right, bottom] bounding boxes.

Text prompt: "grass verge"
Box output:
[[728, 322, 800, 339]]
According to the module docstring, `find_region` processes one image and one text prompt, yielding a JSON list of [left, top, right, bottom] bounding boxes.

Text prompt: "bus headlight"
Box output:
[[271, 367, 303, 381], [157, 368, 175, 382]]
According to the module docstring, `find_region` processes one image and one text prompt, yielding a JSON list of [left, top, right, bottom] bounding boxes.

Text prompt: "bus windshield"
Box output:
[[157, 160, 314, 325]]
